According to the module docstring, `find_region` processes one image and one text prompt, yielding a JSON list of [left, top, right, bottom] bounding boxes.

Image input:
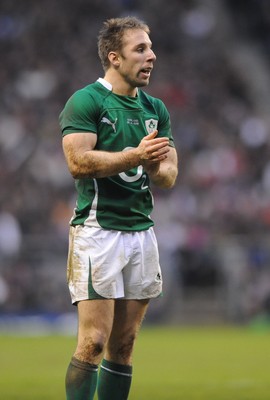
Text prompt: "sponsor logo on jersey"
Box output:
[[101, 117, 118, 132], [127, 118, 139, 125], [145, 119, 158, 134]]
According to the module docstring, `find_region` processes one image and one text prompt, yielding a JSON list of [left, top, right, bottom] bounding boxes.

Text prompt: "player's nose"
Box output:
[[147, 48, 156, 62]]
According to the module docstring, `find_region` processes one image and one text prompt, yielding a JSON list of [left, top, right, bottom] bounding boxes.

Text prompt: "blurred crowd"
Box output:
[[1, 0, 270, 321]]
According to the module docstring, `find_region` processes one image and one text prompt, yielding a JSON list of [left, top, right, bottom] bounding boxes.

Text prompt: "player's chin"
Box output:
[[137, 77, 150, 87]]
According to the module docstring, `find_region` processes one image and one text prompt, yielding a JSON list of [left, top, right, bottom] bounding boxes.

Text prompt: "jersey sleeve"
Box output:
[[59, 88, 98, 136], [155, 99, 175, 147]]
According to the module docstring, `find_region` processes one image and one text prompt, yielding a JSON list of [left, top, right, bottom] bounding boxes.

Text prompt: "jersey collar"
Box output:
[[97, 78, 112, 91], [97, 77, 138, 97]]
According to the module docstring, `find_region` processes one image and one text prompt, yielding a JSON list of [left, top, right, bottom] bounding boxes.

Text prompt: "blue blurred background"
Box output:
[[1, 0, 270, 332]]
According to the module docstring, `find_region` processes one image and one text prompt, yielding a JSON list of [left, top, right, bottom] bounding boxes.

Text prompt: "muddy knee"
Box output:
[[75, 332, 107, 363]]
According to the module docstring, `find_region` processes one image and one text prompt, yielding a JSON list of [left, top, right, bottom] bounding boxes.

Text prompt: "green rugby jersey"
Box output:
[[59, 78, 174, 231]]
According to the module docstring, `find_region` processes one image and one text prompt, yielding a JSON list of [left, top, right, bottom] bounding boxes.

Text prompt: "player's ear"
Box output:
[[108, 52, 120, 67]]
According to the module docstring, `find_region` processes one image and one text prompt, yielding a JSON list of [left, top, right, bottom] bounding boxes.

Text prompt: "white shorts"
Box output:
[[67, 225, 163, 303]]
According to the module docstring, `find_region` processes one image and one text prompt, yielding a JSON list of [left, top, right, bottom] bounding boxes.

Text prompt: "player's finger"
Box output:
[[146, 129, 158, 139]]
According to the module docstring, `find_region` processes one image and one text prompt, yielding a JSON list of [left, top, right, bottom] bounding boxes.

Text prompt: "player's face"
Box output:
[[117, 29, 156, 89]]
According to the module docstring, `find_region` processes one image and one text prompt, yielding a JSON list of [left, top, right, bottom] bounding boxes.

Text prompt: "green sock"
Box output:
[[65, 356, 98, 400], [97, 359, 133, 400]]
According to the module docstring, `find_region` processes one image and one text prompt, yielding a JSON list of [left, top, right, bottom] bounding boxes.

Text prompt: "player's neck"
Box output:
[[103, 71, 137, 97]]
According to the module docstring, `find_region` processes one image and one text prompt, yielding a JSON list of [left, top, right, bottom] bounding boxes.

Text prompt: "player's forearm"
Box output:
[[147, 162, 178, 188], [67, 148, 141, 179], [63, 130, 171, 179], [144, 147, 178, 188]]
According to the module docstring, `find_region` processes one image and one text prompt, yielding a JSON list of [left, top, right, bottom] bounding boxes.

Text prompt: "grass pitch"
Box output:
[[1, 325, 270, 399]]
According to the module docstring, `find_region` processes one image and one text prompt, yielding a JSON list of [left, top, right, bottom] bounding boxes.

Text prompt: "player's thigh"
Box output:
[[77, 299, 115, 341], [113, 299, 150, 331], [106, 299, 149, 360]]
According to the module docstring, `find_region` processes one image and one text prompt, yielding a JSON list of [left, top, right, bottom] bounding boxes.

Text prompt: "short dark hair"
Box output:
[[98, 16, 150, 71]]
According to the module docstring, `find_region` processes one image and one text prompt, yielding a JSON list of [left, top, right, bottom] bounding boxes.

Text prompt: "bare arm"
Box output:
[[142, 146, 178, 189], [62, 130, 170, 179]]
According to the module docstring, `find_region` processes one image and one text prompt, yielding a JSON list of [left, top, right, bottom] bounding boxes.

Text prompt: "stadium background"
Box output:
[[1, 0, 270, 332]]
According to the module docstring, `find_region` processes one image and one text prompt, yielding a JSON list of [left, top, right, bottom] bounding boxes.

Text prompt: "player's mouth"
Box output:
[[139, 67, 152, 78]]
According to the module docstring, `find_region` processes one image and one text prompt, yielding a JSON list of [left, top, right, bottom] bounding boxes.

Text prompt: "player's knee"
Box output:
[[76, 331, 107, 361], [91, 335, 106, 357], [113, 333, 137, 362]]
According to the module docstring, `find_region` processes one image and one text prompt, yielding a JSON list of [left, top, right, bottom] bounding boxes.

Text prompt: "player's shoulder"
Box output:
[[61, 81, 110, 118], [71, 81, 108, 103]]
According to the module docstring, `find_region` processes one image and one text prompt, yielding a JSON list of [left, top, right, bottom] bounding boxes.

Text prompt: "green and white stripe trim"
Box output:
[[100, 365, 133, 377]]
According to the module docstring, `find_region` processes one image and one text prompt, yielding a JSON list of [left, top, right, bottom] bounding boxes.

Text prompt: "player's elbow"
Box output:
[[65, 160, 79, 178], [160, 176, 177, 189], [163, 179, 176, 189], [152, 174, 177, 189], [69, 169, 84, 179], [160, 166, 178, 189], [66, 161, 94, 179]]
